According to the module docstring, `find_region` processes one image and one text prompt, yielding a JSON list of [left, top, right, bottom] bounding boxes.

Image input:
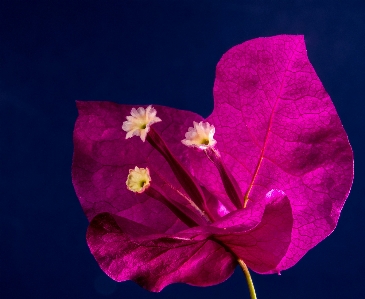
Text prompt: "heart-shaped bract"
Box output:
[[72, 35, 353, 291]]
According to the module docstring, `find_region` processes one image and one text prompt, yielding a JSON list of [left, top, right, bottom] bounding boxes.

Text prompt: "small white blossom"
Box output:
[[181, 121, 217, 150], [122, 105, 161, 142], [126, 167, 151, 193]]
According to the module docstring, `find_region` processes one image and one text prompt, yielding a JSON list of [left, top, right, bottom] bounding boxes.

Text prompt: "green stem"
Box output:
[[237, 259, 257, 299]]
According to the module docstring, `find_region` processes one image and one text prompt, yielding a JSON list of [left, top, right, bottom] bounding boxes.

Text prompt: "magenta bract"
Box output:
[[72, 35, 353, 291]]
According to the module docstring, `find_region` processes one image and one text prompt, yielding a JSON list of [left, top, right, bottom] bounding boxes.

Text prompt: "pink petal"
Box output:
[[215, 189, 293, 273], [86, 213, 236, 292], [72, 101, 205, 232], [86, 190, 293, 291], [193, 34, 353, 271], [176, 188, 293, 273]]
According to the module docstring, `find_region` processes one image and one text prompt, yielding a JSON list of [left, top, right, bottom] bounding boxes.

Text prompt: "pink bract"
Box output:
[[72, 35, 353, 291]]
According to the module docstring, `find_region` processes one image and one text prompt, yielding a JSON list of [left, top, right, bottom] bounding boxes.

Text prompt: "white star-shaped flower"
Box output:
[[181, 121, 217, 150], [122, 105, 162, 142]]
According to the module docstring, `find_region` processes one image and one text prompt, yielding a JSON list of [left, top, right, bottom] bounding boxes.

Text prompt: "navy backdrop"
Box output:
[[0, 0, 363, 298]]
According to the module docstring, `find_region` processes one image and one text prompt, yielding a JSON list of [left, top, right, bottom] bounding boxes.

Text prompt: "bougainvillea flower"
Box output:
[[72, 35, 353, 293]]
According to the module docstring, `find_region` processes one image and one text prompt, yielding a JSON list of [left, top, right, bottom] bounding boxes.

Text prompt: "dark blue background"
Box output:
[[0, 1, 363, 298]]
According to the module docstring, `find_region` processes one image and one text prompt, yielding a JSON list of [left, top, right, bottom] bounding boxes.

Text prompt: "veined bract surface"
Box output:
[[72, 35, 353, 292]]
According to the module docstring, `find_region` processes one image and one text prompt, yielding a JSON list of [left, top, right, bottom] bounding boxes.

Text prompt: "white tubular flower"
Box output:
[[181, 121, 217, 150], [122, 105, 162, 142], [126, 167, 151, 193]]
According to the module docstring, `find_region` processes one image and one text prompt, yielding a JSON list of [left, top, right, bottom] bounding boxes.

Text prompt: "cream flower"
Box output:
[[122, 105, 162, 142], [126, 166, 151, 193], [181, 121, 217, 150]]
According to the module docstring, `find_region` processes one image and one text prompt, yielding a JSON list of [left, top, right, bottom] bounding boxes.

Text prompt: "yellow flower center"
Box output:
[[126, 167, 151, 193]]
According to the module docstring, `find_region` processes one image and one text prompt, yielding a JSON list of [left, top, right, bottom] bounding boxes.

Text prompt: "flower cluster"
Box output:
[[72, 35, 353, 293]]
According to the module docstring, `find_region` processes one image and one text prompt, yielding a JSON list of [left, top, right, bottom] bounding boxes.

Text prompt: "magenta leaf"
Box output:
[[72, 35, 353, 291]]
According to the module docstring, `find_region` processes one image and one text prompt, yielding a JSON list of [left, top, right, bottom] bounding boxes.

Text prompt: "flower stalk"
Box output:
[[238, 259, 257, 299], [147, 127, 213, 220], [144, 186, 199, 227], [204, 147, 244, 209], [181, 121, 245, 210]]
